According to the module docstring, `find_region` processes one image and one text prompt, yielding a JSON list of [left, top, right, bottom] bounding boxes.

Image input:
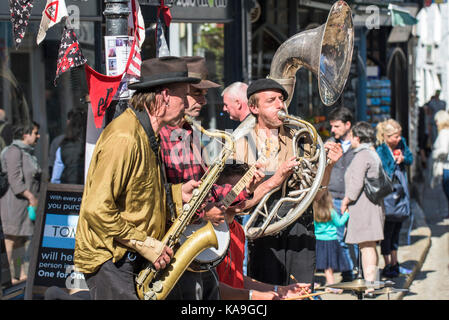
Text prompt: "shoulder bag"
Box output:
[[364, 163, 394, 204]]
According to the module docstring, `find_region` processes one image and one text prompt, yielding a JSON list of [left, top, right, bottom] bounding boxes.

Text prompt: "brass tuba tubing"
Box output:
[[244, 114, 326, 240], [278, 110, 318, 144]]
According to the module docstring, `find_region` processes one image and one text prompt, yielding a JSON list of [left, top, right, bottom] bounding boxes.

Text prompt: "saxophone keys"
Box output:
[[152, 280, 163, 293]]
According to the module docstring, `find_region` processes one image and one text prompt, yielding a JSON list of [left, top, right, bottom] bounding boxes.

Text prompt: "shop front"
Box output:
[[166, 0, 250, 131], [0, 0, 102, 295], [0, 0, 102, 166], [249, 0, 357, 140]]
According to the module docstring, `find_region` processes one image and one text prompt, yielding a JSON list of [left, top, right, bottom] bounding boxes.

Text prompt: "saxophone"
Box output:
[[135, 116, 235, 300]]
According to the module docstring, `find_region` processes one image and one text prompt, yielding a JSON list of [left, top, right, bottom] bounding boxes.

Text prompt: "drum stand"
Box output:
[[326, 245, 385, 300]]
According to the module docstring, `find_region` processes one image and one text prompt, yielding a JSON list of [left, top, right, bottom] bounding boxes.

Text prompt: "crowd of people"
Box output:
[[0, 55, 447, 301]]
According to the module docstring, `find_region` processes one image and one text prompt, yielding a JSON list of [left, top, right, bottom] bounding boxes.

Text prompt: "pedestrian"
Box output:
[[430, 110, 449, 218], [340, 121, 385, 296], [48, 109, 74, 178], [74, 56, 202, 300], [376, 118, 413, 278], [51, 109, 87, 184], [221, 82, 250, 122], [326, 106, 358, 281], [0, 121, 41, 284], [427, 90, 447, 143], [313, 190, 350, 294]]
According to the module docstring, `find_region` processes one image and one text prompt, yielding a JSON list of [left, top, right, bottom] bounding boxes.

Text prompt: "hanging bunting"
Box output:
[[37, 0, 69, 45], [9, 0, 34, 49], [84, 65, 124, 128], [127, 0, 145, 78], [129, 0, 146, 48], [157, 0, 172, 27], [156, 17, 170, 57], [127, 35, 142, 77], [54, 27, 87, 86], [155, 0, 171, 58]]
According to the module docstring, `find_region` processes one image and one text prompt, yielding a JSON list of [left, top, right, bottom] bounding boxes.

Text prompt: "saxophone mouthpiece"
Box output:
[[184, 115, 194, 124]]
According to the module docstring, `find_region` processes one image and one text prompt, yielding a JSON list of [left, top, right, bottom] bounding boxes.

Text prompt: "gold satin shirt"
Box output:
[[74, 108, 182, 274]]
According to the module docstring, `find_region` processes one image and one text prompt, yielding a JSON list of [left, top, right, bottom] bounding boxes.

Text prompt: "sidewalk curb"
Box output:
[[395, 199, 431, 300]]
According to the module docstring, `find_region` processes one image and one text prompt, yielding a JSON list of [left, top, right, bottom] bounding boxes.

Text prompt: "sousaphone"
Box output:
[[242, 0, 354, 239]]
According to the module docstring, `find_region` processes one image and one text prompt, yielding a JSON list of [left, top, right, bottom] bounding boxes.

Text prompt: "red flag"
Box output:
[[127, 35, 142, 77], [85, 64, 124, 128]]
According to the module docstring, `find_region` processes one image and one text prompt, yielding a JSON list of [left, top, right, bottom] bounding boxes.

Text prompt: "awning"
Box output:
[[388, 6, 419, 43]]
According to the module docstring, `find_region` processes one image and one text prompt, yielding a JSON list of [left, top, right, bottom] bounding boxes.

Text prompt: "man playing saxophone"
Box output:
[[159, 56, 264, 300], [232, 78, 343, 288], [74, 57, 201, 300]]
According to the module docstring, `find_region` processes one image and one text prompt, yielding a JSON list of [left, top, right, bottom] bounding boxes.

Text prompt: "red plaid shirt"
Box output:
[[159, 122, 249, 207]]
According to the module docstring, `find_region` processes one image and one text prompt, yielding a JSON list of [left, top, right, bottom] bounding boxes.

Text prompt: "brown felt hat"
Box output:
[[128, 56, 201, 91], [182, 56, 221, 89]]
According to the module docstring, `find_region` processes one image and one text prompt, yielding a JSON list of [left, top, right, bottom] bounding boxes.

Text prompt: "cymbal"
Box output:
[[326, 279, 385, 292], [373, 287, 408, 295]]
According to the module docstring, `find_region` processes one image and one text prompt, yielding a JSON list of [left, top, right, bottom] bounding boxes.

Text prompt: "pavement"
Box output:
[[316, 175, 433, 300]]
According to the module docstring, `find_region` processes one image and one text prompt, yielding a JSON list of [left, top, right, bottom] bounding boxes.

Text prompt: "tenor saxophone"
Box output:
[[135, 116, 235, 300]]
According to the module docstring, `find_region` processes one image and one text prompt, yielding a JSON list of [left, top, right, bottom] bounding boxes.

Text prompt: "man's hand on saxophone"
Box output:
[[181, 179, 202, 203], [116, 237, 174, 271]]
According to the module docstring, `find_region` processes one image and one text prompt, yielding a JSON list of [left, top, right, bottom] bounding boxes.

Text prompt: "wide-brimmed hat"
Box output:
[[247, 78, 288, 101], [182, 56, 221, 89], [128, 56, 201, 91]]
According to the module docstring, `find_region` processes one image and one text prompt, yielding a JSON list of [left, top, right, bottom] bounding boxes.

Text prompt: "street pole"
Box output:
[[84, 0, 130, 178], [103, 0, 131, 123]]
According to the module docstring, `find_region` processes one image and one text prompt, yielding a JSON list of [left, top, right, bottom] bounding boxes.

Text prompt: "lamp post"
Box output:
[[103, 0, 131, 123], [85, 0, 131, 178]]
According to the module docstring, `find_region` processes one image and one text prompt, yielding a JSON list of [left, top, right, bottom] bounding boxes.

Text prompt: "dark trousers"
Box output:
[[85, 252, 144, 300], [248, 213, 316, 286], [380, 220, 402, 255], [167, 269, 220, 300]]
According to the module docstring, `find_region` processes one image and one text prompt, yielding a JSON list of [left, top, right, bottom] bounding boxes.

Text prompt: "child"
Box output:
[[313, 190, 351, 294]]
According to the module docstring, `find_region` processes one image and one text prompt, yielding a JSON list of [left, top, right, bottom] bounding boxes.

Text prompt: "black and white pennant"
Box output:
[[54, 27, 87, 86], [9, 0, 35, 49]]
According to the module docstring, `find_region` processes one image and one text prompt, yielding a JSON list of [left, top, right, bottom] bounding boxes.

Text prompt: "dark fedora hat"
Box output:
[[182, 56, 221, 89], [247, 78, 288, 101], [128, 56, 201, 91]]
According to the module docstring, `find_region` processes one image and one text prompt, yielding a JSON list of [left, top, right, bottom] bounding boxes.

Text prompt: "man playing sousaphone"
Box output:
[[232, 78, 343, 289], [74, 57, 202, 300]]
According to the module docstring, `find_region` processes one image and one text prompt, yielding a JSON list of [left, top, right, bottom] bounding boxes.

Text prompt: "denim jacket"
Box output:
[[376, 137, 413, 179]]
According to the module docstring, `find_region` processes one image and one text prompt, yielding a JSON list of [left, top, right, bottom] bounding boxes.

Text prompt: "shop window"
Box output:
[[169, 22, 225, 132]]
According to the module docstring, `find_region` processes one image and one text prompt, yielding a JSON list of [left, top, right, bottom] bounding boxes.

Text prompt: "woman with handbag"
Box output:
[[0, 122, 42, 284], [340, 122, 385, 296], [431, 110, 449, 218], [375, 119, 413, 278]]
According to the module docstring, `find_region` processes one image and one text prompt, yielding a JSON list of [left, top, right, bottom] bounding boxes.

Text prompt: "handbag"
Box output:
[[384, 165, 410, 222], [364, 163, 394, 204]]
